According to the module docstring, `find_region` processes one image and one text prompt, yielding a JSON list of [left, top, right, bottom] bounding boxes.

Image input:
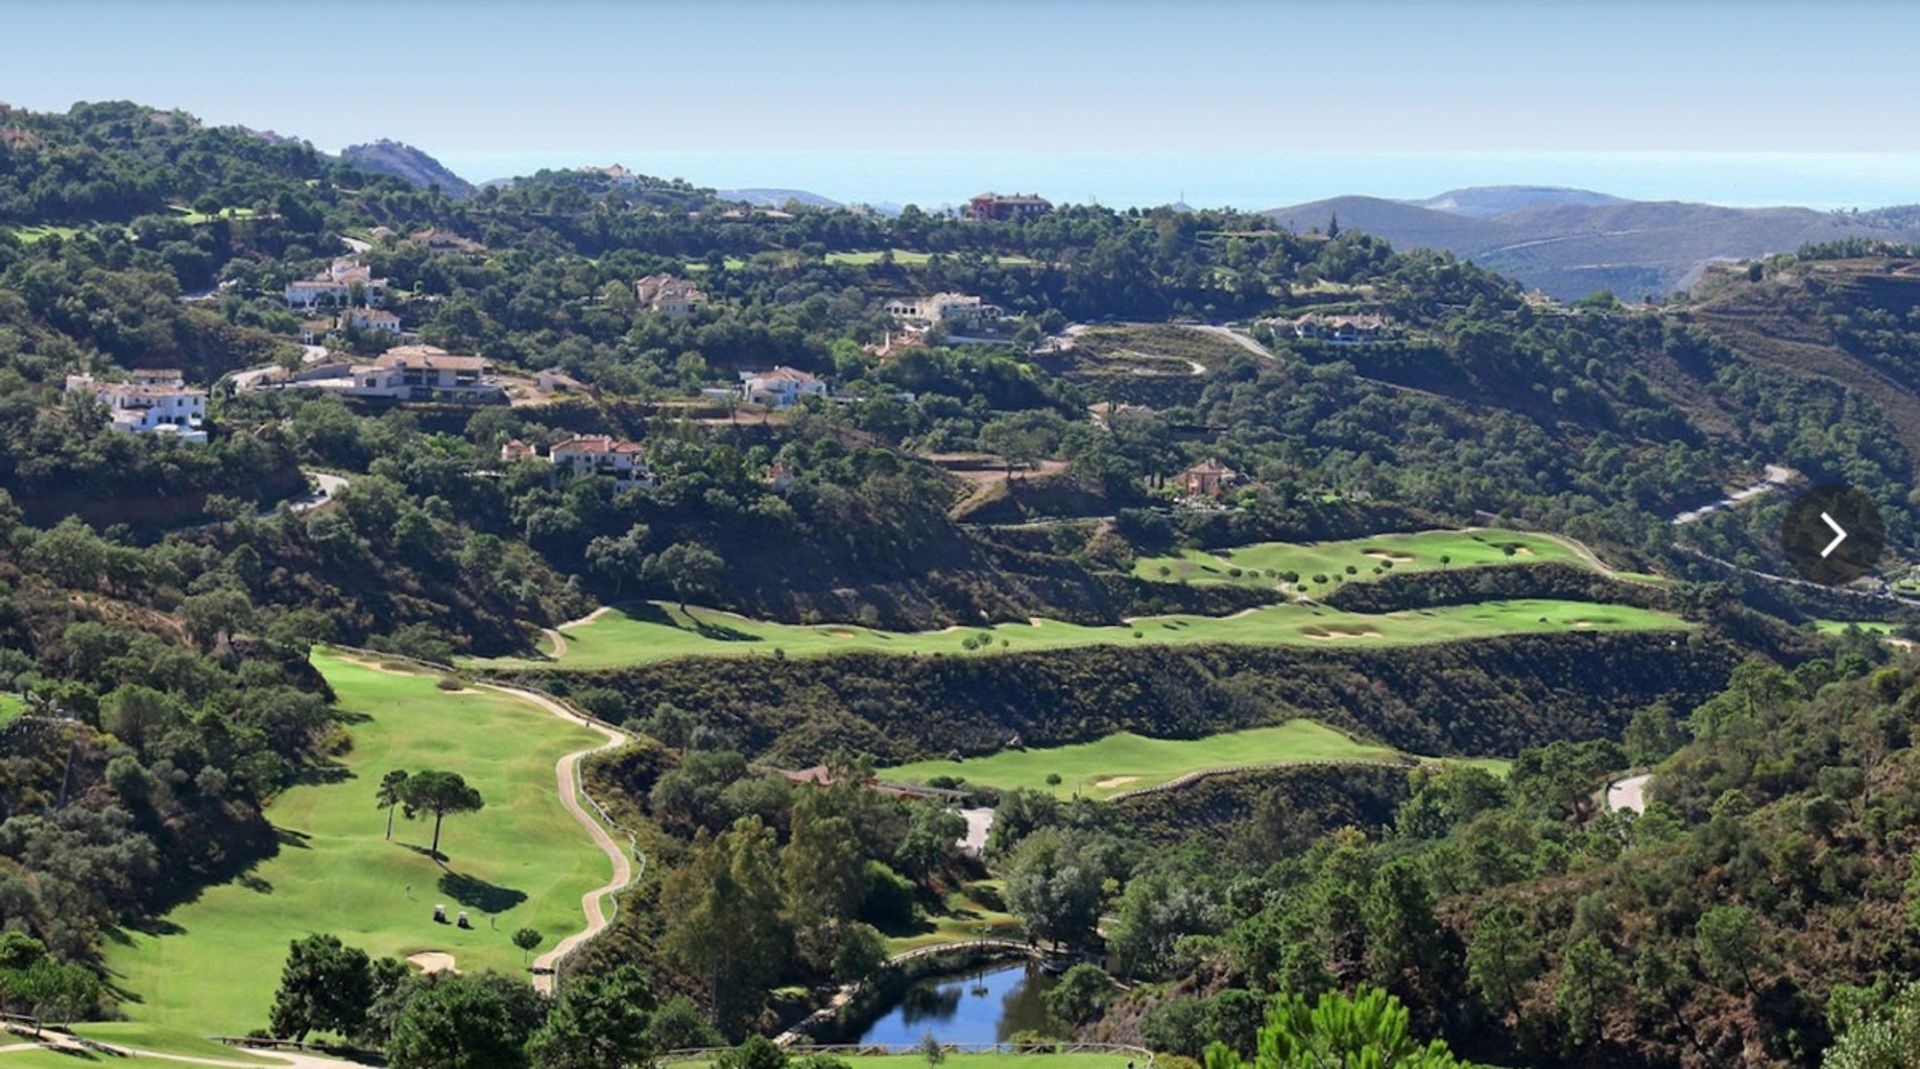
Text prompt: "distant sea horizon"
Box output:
[[429, 149, 1920, 213]]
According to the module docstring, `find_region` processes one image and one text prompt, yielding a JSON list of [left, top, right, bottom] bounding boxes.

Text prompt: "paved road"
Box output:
[[486, 684, 637, 996], [957, 807, 993, 855], [1673, 464, 1797, 525], [282, 472, 349, 516], [1607, 774, 1652, 814]]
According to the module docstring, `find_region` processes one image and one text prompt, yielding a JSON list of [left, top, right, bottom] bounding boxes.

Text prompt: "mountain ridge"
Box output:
[[1264, 188, 1920, 299]]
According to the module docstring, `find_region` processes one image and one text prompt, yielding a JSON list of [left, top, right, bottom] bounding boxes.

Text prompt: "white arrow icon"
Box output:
[[1819, 512, 1848, 558]]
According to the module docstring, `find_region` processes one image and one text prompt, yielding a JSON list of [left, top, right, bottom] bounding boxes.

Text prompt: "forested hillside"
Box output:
[[5, 99, 1920, 1069]]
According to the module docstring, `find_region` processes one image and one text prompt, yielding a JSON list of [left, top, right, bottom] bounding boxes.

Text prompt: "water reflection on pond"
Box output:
[[856, 961, 1058, 1046]]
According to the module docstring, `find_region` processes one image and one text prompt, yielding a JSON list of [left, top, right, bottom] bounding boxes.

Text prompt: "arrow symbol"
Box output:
[[1819, 512, 1848, 558]]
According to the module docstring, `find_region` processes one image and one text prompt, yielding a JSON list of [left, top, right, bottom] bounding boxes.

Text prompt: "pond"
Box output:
[[855, 961, 1059, 1046]]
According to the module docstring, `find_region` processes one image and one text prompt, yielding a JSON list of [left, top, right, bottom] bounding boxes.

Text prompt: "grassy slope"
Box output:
[[473, 597, 1685, 672], [884, 879, 1021, 953], [1132, 528, 1585, 594], [0, 692, 21, 725], [91, 650, 608, 1044], [884, 721, 1509, 800]]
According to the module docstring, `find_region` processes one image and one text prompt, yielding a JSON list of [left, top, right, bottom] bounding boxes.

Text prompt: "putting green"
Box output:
[[93, 650, 610, 1044], [883, 721, 1506, 800], [1133, 528, 1591, 595], [471, 597, 1685, 672]]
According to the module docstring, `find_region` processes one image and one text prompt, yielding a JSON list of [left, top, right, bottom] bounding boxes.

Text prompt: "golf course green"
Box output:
[[470, 597, 1685, 672], [883, 720, 1507, 799], [90, 650, 612, 1045], [1132, 528, 1594, 595]]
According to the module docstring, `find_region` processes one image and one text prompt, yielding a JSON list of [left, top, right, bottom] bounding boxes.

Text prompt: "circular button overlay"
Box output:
[[1781, 484, 1883, 586]]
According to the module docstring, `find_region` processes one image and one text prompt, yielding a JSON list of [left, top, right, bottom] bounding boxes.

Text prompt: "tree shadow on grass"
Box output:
[[625, 601, 759, 643], [438, 870, 527, 913], [291, 760, 355, 787]]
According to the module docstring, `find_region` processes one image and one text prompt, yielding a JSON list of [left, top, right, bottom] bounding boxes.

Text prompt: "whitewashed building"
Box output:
[[66, 372, 209, 443], [285, 259, 388, 309], [634, 274, 707, 320], [885, 292, 1003, 330], [739, 366, 827, 408], [340, 308, 402, 336], [347, 346, 502, 403], [549, 434, 651, 487]]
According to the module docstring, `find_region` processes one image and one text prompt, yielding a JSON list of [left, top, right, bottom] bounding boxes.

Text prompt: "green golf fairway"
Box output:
[[1133, 528, 1590, 594], [471, 597, 1685, 672], [93, 650, 610, 1044], [884, 721, 1506, 799]]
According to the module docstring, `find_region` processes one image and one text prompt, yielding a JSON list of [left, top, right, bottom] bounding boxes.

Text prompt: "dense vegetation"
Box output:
[[9, 99, 1920, 1069]]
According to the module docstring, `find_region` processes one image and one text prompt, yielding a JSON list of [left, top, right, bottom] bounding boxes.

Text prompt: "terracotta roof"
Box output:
[[1183, 457, 1237, 477], [550, 434, 645, 456], [742, 365, 821, 385]]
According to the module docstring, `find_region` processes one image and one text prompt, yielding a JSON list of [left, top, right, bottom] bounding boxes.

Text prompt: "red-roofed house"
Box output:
[[549, 434, 651, 487]]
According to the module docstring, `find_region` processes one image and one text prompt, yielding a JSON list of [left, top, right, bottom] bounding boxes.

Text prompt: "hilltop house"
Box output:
[[885, 292, 1004, 331], [65, 372, 208, 443], [1282, 313, 1394, 344], [346, 345, 502, 403], [548, 435, 651, 487], [339, 307, 402, 337], [1178, 458, 1240, 499], [285, 258, 388, 309], [500, 438, 538, 463], [968, 192, 1052, 223], [739, 366, 827, 408], [634, 274, 707, 320]]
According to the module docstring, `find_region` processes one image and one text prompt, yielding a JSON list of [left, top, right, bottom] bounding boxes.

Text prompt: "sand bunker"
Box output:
[[1362, 550, 1415, 561], [1301, 625, 1384, 640], [1095, 776, 1140, 789], [408, 952, 457, 974]]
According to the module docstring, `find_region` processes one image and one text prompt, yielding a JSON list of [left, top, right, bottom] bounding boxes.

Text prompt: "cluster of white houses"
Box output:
[[501, 434, 652, 487], [64, 369, 209, 443], [285, 259, 389, 309]]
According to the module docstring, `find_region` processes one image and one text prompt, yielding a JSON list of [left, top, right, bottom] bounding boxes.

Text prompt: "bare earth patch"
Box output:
[[1095, 775, 1140, 789], [408, 951, 457, 974]]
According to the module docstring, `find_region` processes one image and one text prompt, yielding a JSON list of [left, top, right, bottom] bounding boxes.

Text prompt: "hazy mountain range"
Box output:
[[346, 141, 1920, 300], [1264, 186, 1920, 299]]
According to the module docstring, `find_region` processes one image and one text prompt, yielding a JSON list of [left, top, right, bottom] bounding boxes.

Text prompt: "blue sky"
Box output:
[[6, 1, 1917, 155], [7, 2, 1920, 206]]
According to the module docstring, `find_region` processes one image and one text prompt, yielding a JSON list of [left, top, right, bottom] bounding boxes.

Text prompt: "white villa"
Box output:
[[549, 434, 652, 487], [739, 366, 827, 408], [885, 292, 1003, 331], [66, 371, 208, 443], [340, 307, 402, 336], [286, 259, 388, 309], [346, 346, 503, 403], [1277, 313, 1394, 344], [635, 274, 707, 320]]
